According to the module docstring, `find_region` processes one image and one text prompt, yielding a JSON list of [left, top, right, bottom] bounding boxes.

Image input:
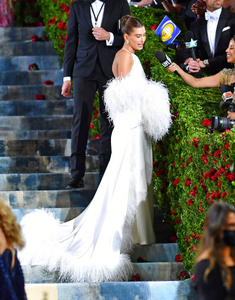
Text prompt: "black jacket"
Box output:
[[63, 0, 130, 78]]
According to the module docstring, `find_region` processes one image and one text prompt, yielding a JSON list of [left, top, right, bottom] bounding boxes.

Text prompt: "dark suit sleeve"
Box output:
[[112, 0, 130, 47], [63, 3, 79, 78]]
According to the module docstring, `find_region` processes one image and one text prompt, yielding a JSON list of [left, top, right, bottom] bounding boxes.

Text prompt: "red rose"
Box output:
[[28, 63, 39, 71], [177, 271, 190, 280], [218, 181, 222, 188], [216, 191, 221, 198], [171, 210, 177, 215], [204, 144, 210, 154], [93, 135, 100, 139], [170, 235, 177, 243], [185, 178, 191, 186], [175, 217, 181, 224], [186, 236, 190, 243], [199, 207, 203, 213], [58, 21, 65, 30], [156, 168, 166, 177], [175, 254, 183, 262], [187, 157, 191, 164], [60, 44, 65, 49], [191, 274, 195, 281], [214, 149, 222, 157], [173, 178, 180, 186], [132, 274, 140, 281], [224, 143, 230, 150], [137, 257, 145, 263], [221, 191, 228, 198], [187, 199, 194, 206], [202, 154, 208, 165], [35, 94, 45, 100], [31, 35, 40, 42], [55, 0, 58, 3], [90, 123, 94, 129], [193, 138, 199, 147], [44, 80, 54, 85], [150, 23, 158, 31], [192, 246, 195, 251], [202, 118, 211, 127]]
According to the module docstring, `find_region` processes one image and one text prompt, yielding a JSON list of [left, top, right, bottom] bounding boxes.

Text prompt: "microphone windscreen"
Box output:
[[154, 50, 166, 63], [185, 31, 194, 43]]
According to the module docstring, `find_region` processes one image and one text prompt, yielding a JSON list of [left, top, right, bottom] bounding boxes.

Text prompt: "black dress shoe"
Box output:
[[66, 177, 84, 189]]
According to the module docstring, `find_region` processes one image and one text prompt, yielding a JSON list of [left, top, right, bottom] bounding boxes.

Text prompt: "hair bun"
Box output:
[[121, 15, 131, 27]]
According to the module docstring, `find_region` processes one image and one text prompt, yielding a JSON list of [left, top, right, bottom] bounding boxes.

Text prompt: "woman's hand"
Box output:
[[227, 111, 235, 119], [167, 63, 178, 73]]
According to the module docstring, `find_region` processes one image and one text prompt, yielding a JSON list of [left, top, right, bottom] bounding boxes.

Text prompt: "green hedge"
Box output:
[[33, 2, 235, 275]]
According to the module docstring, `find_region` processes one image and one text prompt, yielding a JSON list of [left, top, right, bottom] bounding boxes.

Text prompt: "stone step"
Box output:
[[0, 172, 98, 193], [0, 100, 73, 116], [131, 243, 178, 263], [24, 282, 197, 300], [22, 262, 186, 283], [0, 41, 56, 56], [0, 155, 98, 174], [0, 56, 61, 71], [0, 138, 99, 156], [0, 27, 45, 42], [0, 85, 63, 100], [0, 115, 72, 130], [0, 130, 71, 140], [0, 70, 63, 85]]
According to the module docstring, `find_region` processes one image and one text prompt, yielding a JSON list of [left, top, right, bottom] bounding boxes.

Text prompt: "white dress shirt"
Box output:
[[63, 0, 114, 82], [205, 7, 222, 57]]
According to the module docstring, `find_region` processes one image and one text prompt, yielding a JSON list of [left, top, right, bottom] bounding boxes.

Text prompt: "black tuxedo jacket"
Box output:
[[63, 0, 130, 79], [178, 8, 235, 73]]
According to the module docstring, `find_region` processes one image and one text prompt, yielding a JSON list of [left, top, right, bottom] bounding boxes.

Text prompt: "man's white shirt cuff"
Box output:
[[106, 32, 114, 46], [63, 76, 71, 82], [153, 0, 158, 4]]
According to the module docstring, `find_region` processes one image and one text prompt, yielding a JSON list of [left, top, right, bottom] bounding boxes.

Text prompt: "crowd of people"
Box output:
[[1, 0, 235, 299]]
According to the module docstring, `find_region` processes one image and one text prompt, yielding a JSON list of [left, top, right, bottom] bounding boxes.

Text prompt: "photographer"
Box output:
[[167, 36, 235, 119]]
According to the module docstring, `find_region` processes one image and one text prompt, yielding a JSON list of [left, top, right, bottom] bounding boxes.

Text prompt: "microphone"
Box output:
[[220, 85, 234, 109], [154, 50, 172, 68], [185, 31, 197, 61]]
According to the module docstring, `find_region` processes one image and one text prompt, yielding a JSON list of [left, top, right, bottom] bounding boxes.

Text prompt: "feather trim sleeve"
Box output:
[[141, 80, 172, 141]]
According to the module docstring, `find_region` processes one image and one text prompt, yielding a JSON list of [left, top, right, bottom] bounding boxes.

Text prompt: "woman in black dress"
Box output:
[[193, 202, 235, 300]]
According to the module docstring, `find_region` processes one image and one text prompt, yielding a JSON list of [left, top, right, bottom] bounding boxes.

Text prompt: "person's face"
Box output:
[[125, 26, 146, 51], [206, 0, 223, 11], [223, 212, 235, 231], [226, 39, 235, 64]]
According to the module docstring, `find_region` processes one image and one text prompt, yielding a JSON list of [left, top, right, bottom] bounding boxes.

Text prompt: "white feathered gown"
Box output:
[[19, 53, 171, 282]]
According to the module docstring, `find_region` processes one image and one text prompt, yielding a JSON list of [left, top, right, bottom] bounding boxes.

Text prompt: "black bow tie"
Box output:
[[89, 0, 105, 3]]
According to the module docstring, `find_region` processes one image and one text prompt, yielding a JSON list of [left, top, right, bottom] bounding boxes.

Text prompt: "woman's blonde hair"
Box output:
[[0, 199, 24, 249]]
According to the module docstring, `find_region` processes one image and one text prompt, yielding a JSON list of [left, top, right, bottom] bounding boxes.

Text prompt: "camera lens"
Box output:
[[211, 116, 235, 132]]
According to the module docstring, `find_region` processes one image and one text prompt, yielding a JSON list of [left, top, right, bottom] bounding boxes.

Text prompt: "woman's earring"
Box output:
[[126, 40, 129, 44]]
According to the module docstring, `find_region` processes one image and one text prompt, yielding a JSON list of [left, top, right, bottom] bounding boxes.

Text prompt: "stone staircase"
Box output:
[[0, 26, 197, 300]]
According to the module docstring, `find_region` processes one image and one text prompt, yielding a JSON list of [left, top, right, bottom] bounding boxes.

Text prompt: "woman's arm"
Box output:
[[167, 63, 221, 88]]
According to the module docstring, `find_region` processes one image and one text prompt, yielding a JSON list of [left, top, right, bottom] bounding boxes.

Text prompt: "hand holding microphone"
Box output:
[[154, 50, 179, 73]]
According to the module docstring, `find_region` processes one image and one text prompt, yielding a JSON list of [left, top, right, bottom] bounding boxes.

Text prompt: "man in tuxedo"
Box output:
[[178, 0, 235, 75], [61, 0, 130, 189]]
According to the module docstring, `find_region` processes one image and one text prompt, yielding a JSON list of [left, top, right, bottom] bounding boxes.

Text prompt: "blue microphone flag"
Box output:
[[155, 16, 181, 46]]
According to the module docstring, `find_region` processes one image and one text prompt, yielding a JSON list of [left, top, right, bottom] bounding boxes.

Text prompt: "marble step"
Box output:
[[0, 70, 63, 86], [0, 85, 63, 100], [22, 262, 186, 283], [0, 115, 72, 130], [0, 100, 73, 116], [0, 56, 61, 71], [24, 282, 197, 300], [0, 172, 98, 193], [0, 27, 44, 42], [0, 41, 56, 56], [0, 155, 98, 174], [0, 130, 71, 140], [0, 138, 99, 156], [0, 139, 71, 157]]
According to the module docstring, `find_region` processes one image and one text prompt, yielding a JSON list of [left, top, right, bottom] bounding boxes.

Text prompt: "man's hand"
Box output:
[[227, 111, 235, 119], [92, 27, 110, 41], [184, 58, 193, 65], [137, 0, 153, 6], [191, 0, 206, 18], [188, 59, 201, 73], [61, 81, 72, 98]]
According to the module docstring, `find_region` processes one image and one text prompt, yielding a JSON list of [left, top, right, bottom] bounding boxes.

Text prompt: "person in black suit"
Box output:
[[61, 0, 130, 189], [177, 0, 235, 75]]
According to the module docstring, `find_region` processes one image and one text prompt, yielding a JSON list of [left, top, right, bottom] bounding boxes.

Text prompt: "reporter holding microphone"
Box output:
[[166, 37, 235, 119]]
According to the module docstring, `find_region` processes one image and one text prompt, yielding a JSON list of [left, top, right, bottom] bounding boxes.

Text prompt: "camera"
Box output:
[[210, 84, 235, 132]]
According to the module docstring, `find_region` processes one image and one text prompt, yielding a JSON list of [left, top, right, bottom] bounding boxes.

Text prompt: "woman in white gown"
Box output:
[[19, 15, 171, 283]]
